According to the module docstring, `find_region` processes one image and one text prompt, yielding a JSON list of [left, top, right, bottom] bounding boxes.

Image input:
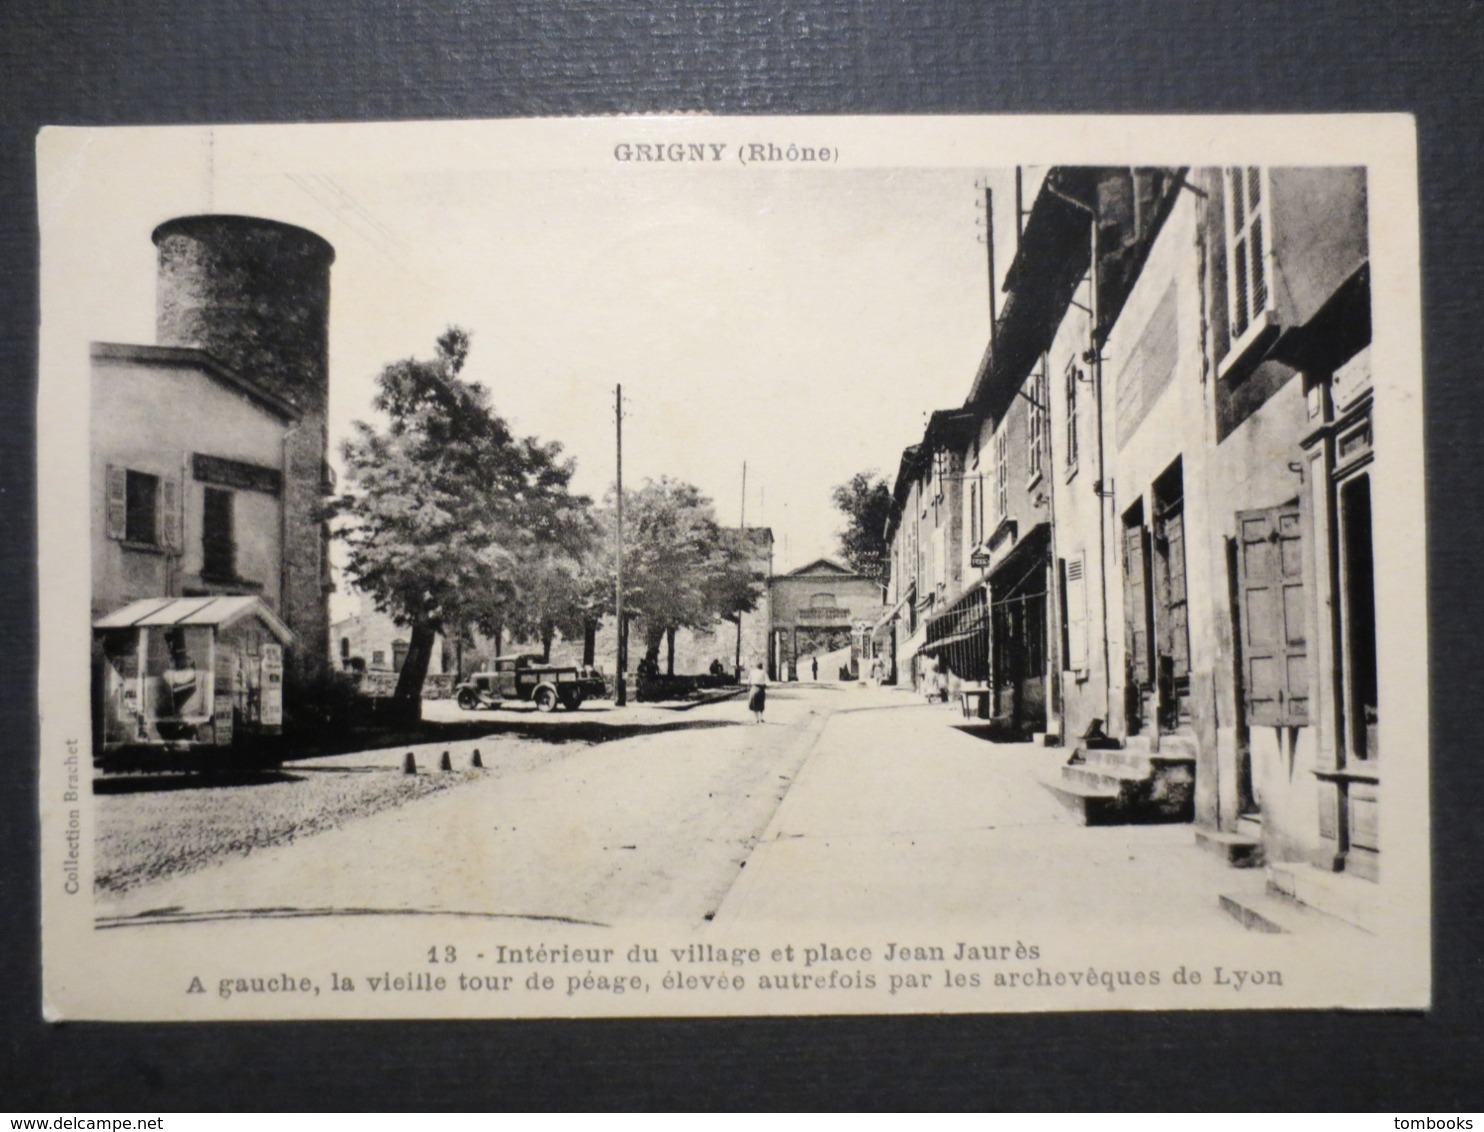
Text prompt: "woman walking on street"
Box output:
[[747, 659, 768, 724]]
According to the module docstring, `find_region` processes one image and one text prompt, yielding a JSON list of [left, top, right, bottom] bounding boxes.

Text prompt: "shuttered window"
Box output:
[[1027, 369, 1047, 481], [1063, 552, 1089, 674], [994, 429, 1008, 520], [1227, 167, 1270, 340], [124, 470, 159, 544], [1236, 503, 1309, 727], [108, 465, 183, 551], [106, 466, 181, 551], [1064, 360, 1081, 471]]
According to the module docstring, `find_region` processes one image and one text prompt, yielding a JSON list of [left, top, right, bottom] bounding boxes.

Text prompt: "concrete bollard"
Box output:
[[440, 751, 452, 772], [471, 749, 484, 769], [403, 752, 417, 775]]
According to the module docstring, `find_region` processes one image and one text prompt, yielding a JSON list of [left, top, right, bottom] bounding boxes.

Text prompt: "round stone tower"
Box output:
[[152, 215, 336, 685]]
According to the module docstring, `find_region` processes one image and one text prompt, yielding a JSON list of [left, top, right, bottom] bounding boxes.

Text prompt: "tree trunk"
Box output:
[[541, 622, 554, 663], [390, 621, 438, 722], [582, 620, 596, 667], [666, 626, 676, 675], [643, 623, 664, 667]]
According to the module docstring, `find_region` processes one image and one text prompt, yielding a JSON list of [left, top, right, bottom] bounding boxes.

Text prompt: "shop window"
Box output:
[[145, 626, 212, 723], [202, 487, 236, 580], [1339, 474, 1378, 763]]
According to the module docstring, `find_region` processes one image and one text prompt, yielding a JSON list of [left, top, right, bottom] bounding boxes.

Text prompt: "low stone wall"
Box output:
[[422, 673, 456, 700], [635, 673, 737, 703], [352, 671, 456, 700]]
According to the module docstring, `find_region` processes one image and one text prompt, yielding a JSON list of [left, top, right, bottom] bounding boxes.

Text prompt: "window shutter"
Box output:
[[1227, 167, 1269, 340], [1237, 503, 1307, 727], [1157, 510, 1190, 679], [1276, 508, 1308, 724], [1065, 553, 1088, 673], [106, 465, 127, 541], [1206, 171, 1232, 361], [159, 476, 182, 553]]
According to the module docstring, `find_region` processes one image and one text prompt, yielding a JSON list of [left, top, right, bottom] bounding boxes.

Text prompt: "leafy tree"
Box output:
[[831, 471, 893, 584], [333, 328, 590, 717], [504, 542, 602, 663], [595, 477, 763, 674]]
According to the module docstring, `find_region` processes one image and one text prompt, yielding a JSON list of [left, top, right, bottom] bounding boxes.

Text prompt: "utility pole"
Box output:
[[734, 461, 746, 678], [984, 183, 997, 343], [1015, 166, 1025, 247], [614, 384, 627, 707]]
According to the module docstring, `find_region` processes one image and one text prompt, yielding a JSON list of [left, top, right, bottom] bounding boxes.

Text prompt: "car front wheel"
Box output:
[[456, 689, 478, 710]]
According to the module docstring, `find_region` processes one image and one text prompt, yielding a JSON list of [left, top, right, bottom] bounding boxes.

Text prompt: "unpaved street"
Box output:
[[96, 684, 834, 927], [96, 681, 1278, 936]]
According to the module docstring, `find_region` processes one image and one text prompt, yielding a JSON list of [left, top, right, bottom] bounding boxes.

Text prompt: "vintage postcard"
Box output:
[[37, 114, 1428, 1019]]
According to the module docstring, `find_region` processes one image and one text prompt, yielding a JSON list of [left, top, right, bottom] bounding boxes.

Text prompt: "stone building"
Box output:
[[768, 558, 886, 681], [91, 215, 336, 704], [875, 166, 1381, 928], [881, 410, 975, 695], [997, 166, 1379, 927], [331, 592, 446, 677], [91, 343, 298, 624], [151, 215, 337, 684]]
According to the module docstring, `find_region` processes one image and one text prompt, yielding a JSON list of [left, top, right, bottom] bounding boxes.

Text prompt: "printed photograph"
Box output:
[[36, 116, 1428, 1018]]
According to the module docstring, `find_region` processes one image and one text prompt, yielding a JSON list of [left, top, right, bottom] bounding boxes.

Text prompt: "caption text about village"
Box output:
[[189, 939, 1284, 1003]]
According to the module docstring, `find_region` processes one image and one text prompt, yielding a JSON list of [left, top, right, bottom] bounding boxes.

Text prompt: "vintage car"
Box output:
[[454, 654, 607, 712]]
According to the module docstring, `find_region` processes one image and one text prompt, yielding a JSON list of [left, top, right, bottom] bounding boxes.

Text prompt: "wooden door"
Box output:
[[1123, 520, 1153, 731], [1154, 506, 1193, 730], [1236, 503, 1309, 728]]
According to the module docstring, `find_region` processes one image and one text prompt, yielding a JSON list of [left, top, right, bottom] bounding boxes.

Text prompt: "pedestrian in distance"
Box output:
[[811, 656, 819, 681], [747, 659, 768, 723]]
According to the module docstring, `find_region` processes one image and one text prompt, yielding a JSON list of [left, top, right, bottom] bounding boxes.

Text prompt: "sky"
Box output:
[[41, 121, 1035, 617]]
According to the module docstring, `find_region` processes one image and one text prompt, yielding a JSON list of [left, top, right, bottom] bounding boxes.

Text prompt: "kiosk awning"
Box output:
[[94, 595, 294, 643]]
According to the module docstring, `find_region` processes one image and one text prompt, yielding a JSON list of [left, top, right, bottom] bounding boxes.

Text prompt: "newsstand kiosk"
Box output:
[[93, 595, 294, 765]]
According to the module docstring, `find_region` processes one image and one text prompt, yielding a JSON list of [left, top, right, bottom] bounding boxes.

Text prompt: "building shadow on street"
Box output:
[[94, 769, 307, 795], [948, 719, 1041, 744], [285, 715, 743, 759]]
